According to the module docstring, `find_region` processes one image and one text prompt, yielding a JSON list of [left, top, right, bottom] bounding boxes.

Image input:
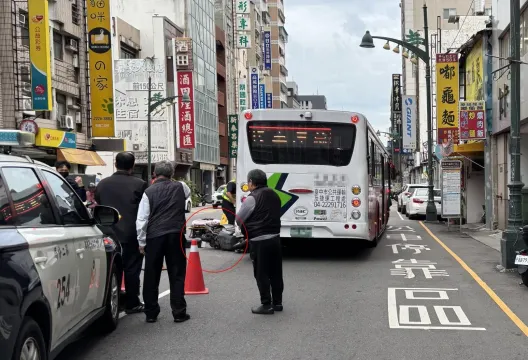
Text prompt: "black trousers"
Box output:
[[121, 241, 144, 309], [250, 236, 284, 306], [222, 199, 236, 225], [143, 232, 187, 319]]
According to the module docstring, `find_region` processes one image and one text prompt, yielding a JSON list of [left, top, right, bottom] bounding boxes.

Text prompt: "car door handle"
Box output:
[[34, 257, 48, 264], [76, 248, 85, 255]]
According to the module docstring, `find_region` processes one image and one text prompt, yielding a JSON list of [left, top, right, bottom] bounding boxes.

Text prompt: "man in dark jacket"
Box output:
[[136, 160, 190, 323], [95, 152, 147, 314], [236, 169, 284, 315], [55, 160, 87, 202]]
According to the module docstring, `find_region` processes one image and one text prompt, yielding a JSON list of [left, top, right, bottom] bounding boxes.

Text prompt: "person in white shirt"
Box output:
[[136, 161, 190, 323]]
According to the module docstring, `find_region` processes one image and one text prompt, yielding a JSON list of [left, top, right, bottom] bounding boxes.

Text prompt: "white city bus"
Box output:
[[235, 109, 392, 246]]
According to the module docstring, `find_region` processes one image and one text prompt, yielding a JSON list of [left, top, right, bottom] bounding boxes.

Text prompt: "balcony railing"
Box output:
[[279, 26, 288, 43], [218, 90, 225, 106], [216, 61, 226, 79]]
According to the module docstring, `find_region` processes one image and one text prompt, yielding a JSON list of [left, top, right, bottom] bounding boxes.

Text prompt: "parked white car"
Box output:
[[406, 188, 442, 219], [397, 183, 428, 214], [212, 184, 226, 208]]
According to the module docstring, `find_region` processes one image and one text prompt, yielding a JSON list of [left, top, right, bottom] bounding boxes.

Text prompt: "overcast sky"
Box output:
[[285, 0, 402, 138]]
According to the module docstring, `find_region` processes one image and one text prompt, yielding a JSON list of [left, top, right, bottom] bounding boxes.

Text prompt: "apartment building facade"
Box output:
[[0, 0, 105, 172], [298, 95, 327, 110], [267, 0, 288, 108]]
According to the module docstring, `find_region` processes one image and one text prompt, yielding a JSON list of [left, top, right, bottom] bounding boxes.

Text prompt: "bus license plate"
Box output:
[[290, 227, 312, 238]]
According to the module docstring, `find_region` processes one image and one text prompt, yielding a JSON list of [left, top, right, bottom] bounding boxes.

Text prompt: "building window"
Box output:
[[19, 11, 29, 47], [71, 1, 81, 25], [499, 31, 510, 67], [177, 54, 189, 66], [120, 44, 137, 59], [53, 32, 63, 60], [443, 8, 456, 19], [485, 8, 492, 16], [56, 93, 67, 118]]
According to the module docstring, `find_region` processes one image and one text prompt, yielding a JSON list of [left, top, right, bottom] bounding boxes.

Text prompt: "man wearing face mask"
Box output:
[[55, 160, 87, 202], [235, 169, 284, 315]]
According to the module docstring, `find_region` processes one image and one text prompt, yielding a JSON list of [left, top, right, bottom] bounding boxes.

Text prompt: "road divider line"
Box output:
[[420, 221, 528, 337], [397, 211, 405, 221]]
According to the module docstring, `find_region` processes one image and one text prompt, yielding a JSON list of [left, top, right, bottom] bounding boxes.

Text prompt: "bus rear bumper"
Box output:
[[279, 221, 370, 240]]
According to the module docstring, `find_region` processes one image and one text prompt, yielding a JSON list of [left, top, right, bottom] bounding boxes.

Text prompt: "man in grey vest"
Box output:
[[236, 169, 284, 315], [136, 161, 191, 323]]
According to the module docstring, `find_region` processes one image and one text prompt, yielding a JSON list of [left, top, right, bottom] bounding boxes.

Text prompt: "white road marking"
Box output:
[[397, 211, 405, 221], [118, 289, 171, 319], [387, 287, 486, 331]]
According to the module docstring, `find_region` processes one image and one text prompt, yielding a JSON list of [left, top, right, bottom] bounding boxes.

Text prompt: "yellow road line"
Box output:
[[420, 221, 528, 337]]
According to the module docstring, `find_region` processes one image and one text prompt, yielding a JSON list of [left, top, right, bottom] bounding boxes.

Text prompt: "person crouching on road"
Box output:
[[136, 160, 191, 323], [235, 169, 284, 315]]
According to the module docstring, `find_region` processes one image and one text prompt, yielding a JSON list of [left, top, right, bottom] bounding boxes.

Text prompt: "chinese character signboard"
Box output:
[[113, 59, 169, 163], [436, 53, 459, 144], [228, 114, 238, 158], [263, 31, 271, 70], [391, 74, 401, 114], [238, 78, 247, 111], [265, 93, 272, 108], [259, 84, 266, 108], [459, 101, 486, 140], [28, 0, 52, 111], [402, 95, 416, 150], [87, 0, 115, 137], [177, 70, 195, 148], [250, 67, 259, 109], [236, 0, 251, 49], [174, 37, 193, 71]]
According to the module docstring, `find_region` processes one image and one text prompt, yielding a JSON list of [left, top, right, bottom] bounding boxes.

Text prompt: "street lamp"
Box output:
[[145, 72, 191, 184], [360, 3, 437, 222]]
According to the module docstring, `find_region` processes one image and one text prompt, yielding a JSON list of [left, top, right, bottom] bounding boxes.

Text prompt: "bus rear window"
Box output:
[[247, 121, 356, 166]]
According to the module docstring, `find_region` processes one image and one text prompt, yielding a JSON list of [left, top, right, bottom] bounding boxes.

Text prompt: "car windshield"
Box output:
[[216, 185, 226, 192]]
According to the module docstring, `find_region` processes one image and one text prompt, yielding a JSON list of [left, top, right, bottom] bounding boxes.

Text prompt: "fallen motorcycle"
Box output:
[[188, 218, 246, 252]]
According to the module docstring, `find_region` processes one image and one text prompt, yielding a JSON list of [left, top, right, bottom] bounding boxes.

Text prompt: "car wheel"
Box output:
[[12, 317, 47, 360], [186, 203, 191, 213], [96, 263, 119, 333]]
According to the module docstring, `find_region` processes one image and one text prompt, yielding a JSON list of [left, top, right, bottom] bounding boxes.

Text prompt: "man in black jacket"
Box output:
[[55, 160, 87, 202], [236, 169, 284, 315], [136, 160, 190, 323], [95, 152, 147, 314]]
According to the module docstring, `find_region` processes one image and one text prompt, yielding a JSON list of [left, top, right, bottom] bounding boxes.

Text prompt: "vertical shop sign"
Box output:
[[263, 31, 272, 70], [259, 84, 266, 108], [459, 101, 486, 141], [265, 93, 272, 108], [177, 71, 195, 148], [28, 0, 52, 111], [436, 53, 460, 144], [250, 67, 259, 109], [228, 114, 238, 158], [402, 95, 416, 150], [236, 0, 251, 49], [87, 0, 115, 137], [238, 78, 247, 112]]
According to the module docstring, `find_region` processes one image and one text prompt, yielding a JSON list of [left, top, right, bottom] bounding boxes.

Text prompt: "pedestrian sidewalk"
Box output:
[[459, 223, 502, 252]]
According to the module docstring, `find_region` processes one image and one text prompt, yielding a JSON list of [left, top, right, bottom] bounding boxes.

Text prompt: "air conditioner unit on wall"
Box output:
[[59, 115, 74, 130]]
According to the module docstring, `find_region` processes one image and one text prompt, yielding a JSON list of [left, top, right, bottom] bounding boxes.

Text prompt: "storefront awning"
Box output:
[[57, 148, 106, 166], [453, 142, 485, 156]]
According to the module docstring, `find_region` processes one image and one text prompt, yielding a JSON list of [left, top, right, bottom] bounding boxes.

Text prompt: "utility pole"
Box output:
[[501, 0, 524, 268], [147, 74, 152, 185]]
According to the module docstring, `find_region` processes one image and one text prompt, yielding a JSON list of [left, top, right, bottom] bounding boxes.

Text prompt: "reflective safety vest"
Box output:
[[222, 180, 235, 202]]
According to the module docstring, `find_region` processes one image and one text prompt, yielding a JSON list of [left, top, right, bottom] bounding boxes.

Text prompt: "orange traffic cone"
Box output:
[[184, 239, 209, 295]]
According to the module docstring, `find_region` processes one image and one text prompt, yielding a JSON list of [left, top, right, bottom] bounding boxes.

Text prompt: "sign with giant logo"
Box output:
[[28, 0, 52, 111], [87, 0, 114, 137], [250, 66, 259, 109], [35, 128, 76, 148], [402, 95, 416, 150]]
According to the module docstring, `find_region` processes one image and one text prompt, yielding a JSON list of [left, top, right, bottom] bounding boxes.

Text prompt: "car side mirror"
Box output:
[[93, 205, 120, 226]]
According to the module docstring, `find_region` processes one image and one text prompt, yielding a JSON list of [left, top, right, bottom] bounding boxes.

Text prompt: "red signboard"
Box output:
[[177, 70, 195, 148], [459, 101, 486, 141]]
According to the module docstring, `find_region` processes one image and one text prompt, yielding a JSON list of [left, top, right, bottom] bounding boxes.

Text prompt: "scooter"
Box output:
[[514, 226, 528, 287]]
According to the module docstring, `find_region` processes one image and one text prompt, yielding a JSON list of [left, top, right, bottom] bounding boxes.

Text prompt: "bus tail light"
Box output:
[[413, 198, 424, 204], [351, 210, 361, 220], [241, 183, 249, 192], [244, 112, 252, 120], [351, 115, 360, 123], [352, 185, 361, 195], [288, 188, 313, 194], [352, 198, 361, 207]]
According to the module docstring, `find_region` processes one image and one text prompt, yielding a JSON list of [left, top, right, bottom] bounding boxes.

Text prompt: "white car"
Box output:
[[212, 184, 226, 208], [397, 183, 428, 214], [406, 188, 442, 219], [185, 196, 192, 213]]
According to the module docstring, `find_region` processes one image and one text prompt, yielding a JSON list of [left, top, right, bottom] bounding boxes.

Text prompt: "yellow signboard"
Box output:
[[87, 0, 114, 137], [465, 39, 484, 101], [35, 128, 77, 148], [436, 53, 459, 144], [28, 0, 52, 111]]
